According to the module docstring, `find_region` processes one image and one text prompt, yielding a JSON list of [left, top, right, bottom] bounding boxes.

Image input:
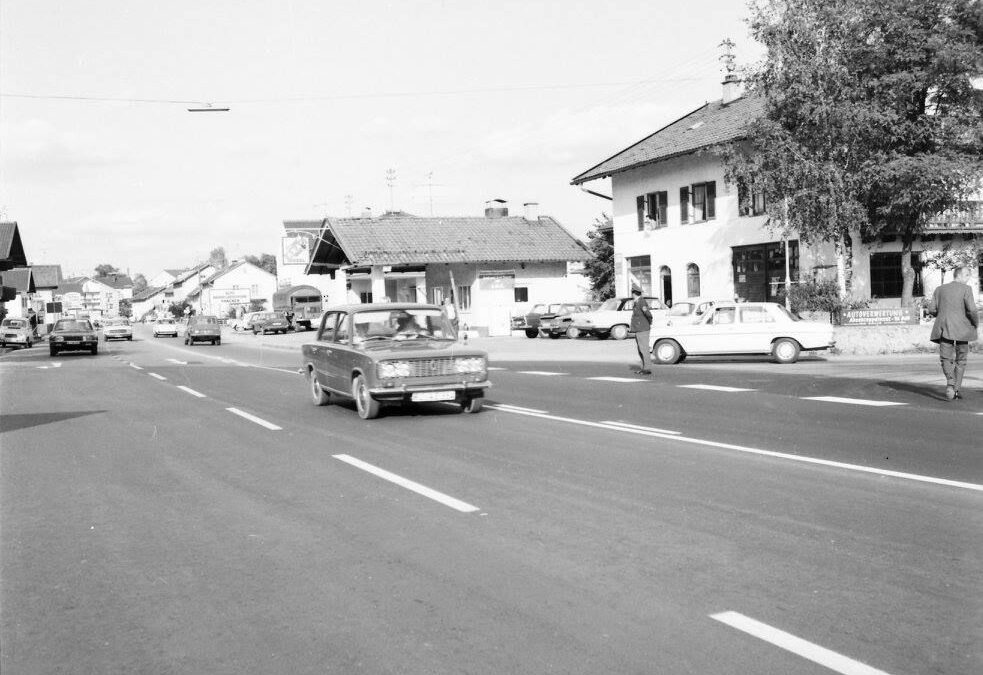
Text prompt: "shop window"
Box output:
[[686, 263, 701, 297], [514, 287, 529, 303], [869, 253, 923, 298]]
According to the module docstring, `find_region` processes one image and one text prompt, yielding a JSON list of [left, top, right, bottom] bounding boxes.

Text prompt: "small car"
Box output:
[[153, 317, 179, 338], [301, 303, 490, 419], [249, 311, 290, 335], [0, 317, 35, 349], [540, 302, 596, 339], [184, 314, 222, 345], [49, 318, 99, 356], [521, 302, 588, 338], [102, 318, 133, 341], [566, 296, 669, 339], [649, 301, 836, 365]]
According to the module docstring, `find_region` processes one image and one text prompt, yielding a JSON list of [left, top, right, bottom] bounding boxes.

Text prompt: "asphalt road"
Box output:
[[1, 327, 980, 674]]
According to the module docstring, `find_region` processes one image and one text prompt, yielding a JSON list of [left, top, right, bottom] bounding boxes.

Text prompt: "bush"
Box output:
[[778, 279, 869, 316]]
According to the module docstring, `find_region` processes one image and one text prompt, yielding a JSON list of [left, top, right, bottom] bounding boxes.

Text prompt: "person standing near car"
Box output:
[[928, 266, 979, 400], [630, 285, 653, 374]]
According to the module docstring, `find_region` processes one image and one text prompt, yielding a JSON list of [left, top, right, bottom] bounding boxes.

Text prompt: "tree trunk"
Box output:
[[900, 233, 915, 308], [834, 233, 848, 299]]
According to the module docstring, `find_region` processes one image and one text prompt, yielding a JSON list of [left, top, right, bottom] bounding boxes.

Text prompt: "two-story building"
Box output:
[[191, 260, 278, 317]]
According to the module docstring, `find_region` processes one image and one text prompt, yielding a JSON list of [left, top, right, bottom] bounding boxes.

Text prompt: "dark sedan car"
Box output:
[[184, 315, 222, 345], [49, 318, 99, 356], [301, 303, 490, 419], [251, 311, 290, 335]]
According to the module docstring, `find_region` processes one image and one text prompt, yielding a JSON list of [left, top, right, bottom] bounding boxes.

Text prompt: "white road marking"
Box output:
[[129, 363, 143, 370], [166, 358, 188, 365], [37, 362, 62, 369], [710, 611, 893, 675], [148, 373, 167, 381], [587, 376, 648, 383], [226, 407, 282, 430], [333, 454, 480, 513], [493, 407, 983, 492], [176, 386, 206, 398], [680, 384, 756, 392], [487, 366, 507, 371], [489, 403, 549, 414], [517, 370, 567, 376], [600, 421, 682, 435], [803, 396, 906, 407]]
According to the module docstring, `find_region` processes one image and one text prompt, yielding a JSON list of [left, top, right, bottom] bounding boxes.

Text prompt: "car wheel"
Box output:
[[25, 340, 32, 348], [609, 324, 630, 340], [50, 347, 57, 356], [772, 338, 801, 364], [566, 326, 581, 339], [352, 374, 381, 419], [91, 345, 98, 355], [309, 368, 331, 406], [653, 339, 682, 365], [524, 328, 538, 338], [460, 397, 483, 414], [127, 336, 132, 341]]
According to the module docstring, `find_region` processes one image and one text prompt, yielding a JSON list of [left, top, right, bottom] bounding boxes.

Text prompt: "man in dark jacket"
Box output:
[[928, 266, 979, 400], [630, 285, 653, 374]]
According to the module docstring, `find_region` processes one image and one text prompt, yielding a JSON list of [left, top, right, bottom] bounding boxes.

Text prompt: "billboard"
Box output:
[[210, 288, 251, 304], [282, 232, 314, 266]]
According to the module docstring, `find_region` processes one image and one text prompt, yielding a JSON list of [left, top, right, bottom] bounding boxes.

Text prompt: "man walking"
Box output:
[[928, 266, 979, 400], [630, 285, 653, 375]]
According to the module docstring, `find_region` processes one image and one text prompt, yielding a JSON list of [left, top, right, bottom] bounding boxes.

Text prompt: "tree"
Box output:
[[209, 246, 228, 270], [724, 0, 983, 306], [132, 273, 148, 293], [244, 253, 277, 276], [584, 213, 615, 301], [94, 263, 120, 277], [118, 298, 132, 318]]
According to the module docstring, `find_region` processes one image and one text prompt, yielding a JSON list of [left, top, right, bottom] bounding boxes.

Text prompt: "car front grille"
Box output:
[[405, 357, 457, 377]]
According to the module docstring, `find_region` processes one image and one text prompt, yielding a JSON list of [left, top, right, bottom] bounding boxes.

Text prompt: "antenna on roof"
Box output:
[[385, 168, 397, 213], [187, 103, 230, 113], [719, 38, 737, 76]]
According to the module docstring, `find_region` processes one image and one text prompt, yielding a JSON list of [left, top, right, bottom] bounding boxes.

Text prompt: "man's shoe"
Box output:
[[954, 388, 963, 399], [945, 385, 956, 400]]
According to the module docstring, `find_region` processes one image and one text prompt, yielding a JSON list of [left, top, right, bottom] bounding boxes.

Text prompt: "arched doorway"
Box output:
[[660, 266, 673, 307]]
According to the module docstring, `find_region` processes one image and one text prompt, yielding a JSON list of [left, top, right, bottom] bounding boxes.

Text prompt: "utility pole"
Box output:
[[385, 168, 397, 213]]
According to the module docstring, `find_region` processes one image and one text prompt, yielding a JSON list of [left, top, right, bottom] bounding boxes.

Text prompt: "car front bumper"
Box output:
[[51, 340, 98, 350], [368, 380, 491, 401]]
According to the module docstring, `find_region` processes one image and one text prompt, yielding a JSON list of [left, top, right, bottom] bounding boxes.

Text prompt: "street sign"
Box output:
[[838, 308, 919, 325]]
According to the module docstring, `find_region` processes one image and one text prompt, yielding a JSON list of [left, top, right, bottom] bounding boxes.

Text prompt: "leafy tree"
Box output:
[[922, 240, 983, 284], [724, 0, 983, 306], [209, 246, 228, 270], [94, 263, 120, 277], [118, 298, 132, 318], [132, 273, 148, 293], [584, 213, 615, 300], [244, 253, 277, 276], [167, 301, 194, 318], [248, 299, 267, 312]]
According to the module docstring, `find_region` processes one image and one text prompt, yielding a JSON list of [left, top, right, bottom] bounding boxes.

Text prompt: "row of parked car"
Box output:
[[516, 296, 718, 340]]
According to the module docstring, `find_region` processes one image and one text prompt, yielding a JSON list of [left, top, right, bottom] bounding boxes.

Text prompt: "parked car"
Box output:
[[184, 314, 222, 345], [566, 296, 669, 339], [248, 311, 290, 335], [520, 302, 595, 338], [49, 318, 99, 356], [153, 317, 179, 338], [649, 301, 835, 365], [659, 299, 721, 326], [0, 317, 35, 349], [102, 318, 133, 341], [301, 303, 490, 419], [540, 302, 597, 339]]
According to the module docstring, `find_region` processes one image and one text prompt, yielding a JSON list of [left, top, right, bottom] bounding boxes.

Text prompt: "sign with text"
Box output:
[[282, 232, 313, 266], [839, 307, 919, 326], [211, 289, 251, 304]]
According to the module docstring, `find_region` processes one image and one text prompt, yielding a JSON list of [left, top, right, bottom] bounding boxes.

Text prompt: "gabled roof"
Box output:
[[200, 260, 274, 285], [132, 285, 166, 302], [31, 264, 63, 288], [96, 273, 133, 289], [172, 263, 214, 284], [306, 214, 589, 271], [0, 222, 28, 271], [57, 276, 89, 295], [164, 268, 185, 277], [571, 95, 765, 185], [0, 267, 35, 293]]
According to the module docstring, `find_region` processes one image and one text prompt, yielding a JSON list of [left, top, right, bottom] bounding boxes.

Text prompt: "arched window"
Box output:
[[659, 266, 673, 307], [687, 263, 701, 297]]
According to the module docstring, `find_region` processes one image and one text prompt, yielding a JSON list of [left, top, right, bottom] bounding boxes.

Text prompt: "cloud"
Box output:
[[0, 119, 124, 183]]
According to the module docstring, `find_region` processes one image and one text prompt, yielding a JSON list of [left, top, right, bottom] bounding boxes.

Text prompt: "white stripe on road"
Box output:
[[600, 421, 682, 435], [226, 407, 282, 430], [710, 611, 893, 675], [803, 396, 906, 407], [487, 366, 507, 371], [587, 376, 648, 383], [490, 403, 549, 414], [517, 370, 567, 376], [166, 358, 188, 365], [176, 385, 206, 398], [129, 363, 143, 370], [492, 407, 983, 492], [333, 454, 480, 513], [148, 372, 167, 381], [679, 384, 756, 393]]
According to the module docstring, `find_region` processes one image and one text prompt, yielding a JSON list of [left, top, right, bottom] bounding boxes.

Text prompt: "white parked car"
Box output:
[[649, 301, 835, 364], [566, 296, 669, 339], [152, 317, 179, 338], [102, 318, 133, 341]]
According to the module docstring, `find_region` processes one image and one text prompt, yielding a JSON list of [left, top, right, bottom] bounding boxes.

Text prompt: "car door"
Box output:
[[327, 312, 357, 393], [686, 305, 737, 353], [310, 312, 340, 391], [736, 305, 775, 352]]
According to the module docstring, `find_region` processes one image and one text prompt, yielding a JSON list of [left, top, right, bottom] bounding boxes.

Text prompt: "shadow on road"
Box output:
[[0, 410, 107, 433], [875, 380, 948, 402]]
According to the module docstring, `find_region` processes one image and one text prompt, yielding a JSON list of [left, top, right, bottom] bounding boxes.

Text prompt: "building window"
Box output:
[[869, 253, 923, 298], [250, 285, 260, 295], [738, 179, 767, 216], [636, 191, 668, 230], [680, 181, 716, 224], [627, 255, 652, 295], [660, 266, 673, 306], [456, 285, 472, 311], [359, 291, 373, 303], [514, 287, 529, 303], [686, 263, 701, 297], [429, 286, 446, 304]]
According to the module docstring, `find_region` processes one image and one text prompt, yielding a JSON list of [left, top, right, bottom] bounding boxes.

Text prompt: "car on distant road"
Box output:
[[0, 317, 35, 349], [49, 318, 99, 356], [566, 296, 669, 339], [649, 301, 835, 365], [102, 318, 133, 341], [248, 311, 291, 335], [153, 317, 179, 338], [302, 303, 490, 419], [184, 314, 222, 345]]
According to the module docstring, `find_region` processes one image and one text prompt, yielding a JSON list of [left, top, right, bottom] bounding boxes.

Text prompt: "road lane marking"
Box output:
[[129, 363, 143, 370], [487, 366, 507, 371], [333, 454, 480, 513], [492, 407, 983, 492], [587, 376, 648, 383], [489, 403, 549, 414], [803, 396, 906, 407], [148, 373, 167, 381], [710, 611, 893, 675], [176, 386, 206, 398], [166, 358, 188, 365], [601, 421, 682, 435], [517, 370, 567, 376], [226, 408, 282, 430], [680, 384, 756, 392]]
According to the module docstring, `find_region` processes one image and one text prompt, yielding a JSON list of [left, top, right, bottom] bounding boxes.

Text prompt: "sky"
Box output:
[[0, 0, 763, 279]]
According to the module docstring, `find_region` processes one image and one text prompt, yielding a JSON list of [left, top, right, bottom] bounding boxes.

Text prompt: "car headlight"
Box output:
[[454, 357, 487, 374], [378, 360, 412, 379]]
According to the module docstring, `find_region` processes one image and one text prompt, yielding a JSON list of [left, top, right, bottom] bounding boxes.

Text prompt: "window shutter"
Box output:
[[706, 181, 716, 219], [737, 180, 748, 216], [636, 196, 645, 230], [657, 192, 668, 226], [679, 187, 690, 223]]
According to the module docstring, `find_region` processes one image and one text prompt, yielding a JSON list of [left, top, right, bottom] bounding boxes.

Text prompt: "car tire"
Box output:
[[548, 331, 561, 339], [309, 368, 331, 406], [609, 324, 630, 340], [352, 374, 381, 419], [127, 336, 132, 341], [566, 326, 581, 339], [50, 347, 57, 356], [91, 345, 98, 355], [653, 339, 682, 365], [524, 328, 538, 339], [772, 338, 801, 364], [214, 339, 220, 345], [25, 340, 32, 348], [460, 397, 483, 414]]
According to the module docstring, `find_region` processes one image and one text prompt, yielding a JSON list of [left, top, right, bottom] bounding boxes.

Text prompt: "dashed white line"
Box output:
[[489, 403, 549, 414], [333, 454, 480, 513], [600, 421, 682, 435], [226, 407, 281, 430], [176, 386, 206, 398], [680, 384, 756, 392], [148, 373, 167, 381], [166, 358, 188, 365], [487, 366, 507, 371], [587, 376, 647, 383], [129, 363, 143, 370], [710, 611, 893, 675], [803, 396, 906, 407], [517, 370, 567, 376]]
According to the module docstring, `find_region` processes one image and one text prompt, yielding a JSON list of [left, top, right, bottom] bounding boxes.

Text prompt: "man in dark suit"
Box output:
[[928, 266, 979, 400], [629, 285, 653, 374]]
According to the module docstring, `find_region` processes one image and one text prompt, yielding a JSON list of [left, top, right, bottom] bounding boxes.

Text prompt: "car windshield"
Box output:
[[105, 319, 128, 326], [55, 320, 92, 331], [530, 304, 547, 314], [669, 302, 694, 316], [352, 308, 456, 342], [191, 316, 219, 325], [157, 319, 175, 324], [2, 319, 27, 328], [598, 299, 619, 311]]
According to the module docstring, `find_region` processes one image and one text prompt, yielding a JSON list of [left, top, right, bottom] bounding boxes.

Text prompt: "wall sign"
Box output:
[[838, 308, 919, 325]]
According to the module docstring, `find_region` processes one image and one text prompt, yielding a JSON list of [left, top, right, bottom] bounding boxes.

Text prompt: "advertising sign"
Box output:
[[211, 289, 251, 304], [282, 232, 314, 266], [839, 308, 919, 326]]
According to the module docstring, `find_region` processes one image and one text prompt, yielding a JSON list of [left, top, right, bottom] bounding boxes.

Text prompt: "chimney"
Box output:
[[484, 198, 508, 218], [722, 73, 741, 105], [523, 202, 540, 221], [360, 206, 373, 219]]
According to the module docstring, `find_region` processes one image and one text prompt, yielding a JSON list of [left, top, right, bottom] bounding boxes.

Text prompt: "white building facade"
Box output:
[[197, 261, 278, 318]]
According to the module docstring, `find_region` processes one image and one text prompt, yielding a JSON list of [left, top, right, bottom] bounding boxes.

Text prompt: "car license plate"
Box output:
[[67, 339, 80, 343], [411, 391, 455, 402]]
